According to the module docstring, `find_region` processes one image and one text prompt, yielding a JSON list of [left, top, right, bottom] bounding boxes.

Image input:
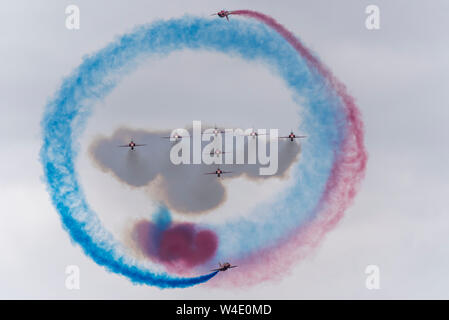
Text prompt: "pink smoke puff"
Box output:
[[134, 221, 219, 274]]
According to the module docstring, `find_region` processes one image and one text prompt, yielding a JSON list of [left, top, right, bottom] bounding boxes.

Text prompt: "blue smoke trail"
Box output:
[[41, 16, 343, 287]]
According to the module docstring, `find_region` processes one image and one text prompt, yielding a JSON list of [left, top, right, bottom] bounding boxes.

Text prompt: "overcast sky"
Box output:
[[1, 0, 448, 299]]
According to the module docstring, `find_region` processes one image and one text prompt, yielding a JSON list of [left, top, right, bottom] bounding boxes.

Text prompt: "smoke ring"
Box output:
[[40, 15, 366, 288]]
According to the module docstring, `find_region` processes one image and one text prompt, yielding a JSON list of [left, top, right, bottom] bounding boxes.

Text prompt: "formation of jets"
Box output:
[[119, 126, 307, 156], [118, 126, 306, 180], [119, 128, 304, 151]]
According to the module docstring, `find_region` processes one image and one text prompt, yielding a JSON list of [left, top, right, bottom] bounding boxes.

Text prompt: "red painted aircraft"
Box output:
[[203, 124, 226, 136], [247, 128, 268, 139], [162, 132, 187, 141], [279, 131, 307, 142], [211, 262, 237, 272], [211, 10, 233, 21], [204, 167, 232, 178], [210, 149, 227, 157], [118, 140, 146, 151]]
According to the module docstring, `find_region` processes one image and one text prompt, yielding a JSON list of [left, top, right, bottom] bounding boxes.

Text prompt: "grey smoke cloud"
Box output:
[[89, 126, 301, 214]]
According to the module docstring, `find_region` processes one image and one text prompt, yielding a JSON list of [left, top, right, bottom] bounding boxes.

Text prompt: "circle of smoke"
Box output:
[[40, 15, 366, 288]]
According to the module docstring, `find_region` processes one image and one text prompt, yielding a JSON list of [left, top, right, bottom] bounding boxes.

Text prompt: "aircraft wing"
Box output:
[[221, 171, 233, 174], [210, 268, 221, 272], [279, 135, 307, 139], [204, 172, 218, 175], [240, 132, 268, 136], [246, 132, 268, 136], [134, 144, 147, 146], [118, 145, 130, 147], [202, 131, 226, 135], [229, 266, 238, 268]]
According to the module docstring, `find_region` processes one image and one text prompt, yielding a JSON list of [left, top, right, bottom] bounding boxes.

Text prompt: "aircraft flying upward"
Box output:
[[118, 140, 146, 151], [211, 262, 237, 272], [204, 167, 232, 178], [279, 131, 307, 142], [211, 10, 233, 21]]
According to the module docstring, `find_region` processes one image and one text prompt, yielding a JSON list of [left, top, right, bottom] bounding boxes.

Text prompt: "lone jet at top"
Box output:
[[211, 10, 233, 21]]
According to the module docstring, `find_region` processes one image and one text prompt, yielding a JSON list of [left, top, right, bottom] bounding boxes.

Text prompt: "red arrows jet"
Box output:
[[211, 10, 233, 21], [203, 124, 226, 136], [210, 149, 227, 157], [211, 262, 237, 272], [204, 167, 232, 178], [118, 139, 146, 151], [162, 132, 187, 141], [246, 128, 268, 139], [279, 131, 307, 142]]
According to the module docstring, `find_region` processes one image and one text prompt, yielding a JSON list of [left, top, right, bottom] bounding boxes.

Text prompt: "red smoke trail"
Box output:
[[208, 10, 368, 287]]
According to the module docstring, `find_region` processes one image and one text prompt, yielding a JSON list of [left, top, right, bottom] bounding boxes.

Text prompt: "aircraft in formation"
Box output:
[[202, 124, 226, 136], [162, 131, 186, 141], [279, 130, 307, 142], [119, 128, 305, 176], [245, 127, 268, 139], [210, 149, 227, 157], [204, 167, 233, 178], [118, 139, 146, 151], [119, 12, 306, 274], [120, 11, 304, 273]]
